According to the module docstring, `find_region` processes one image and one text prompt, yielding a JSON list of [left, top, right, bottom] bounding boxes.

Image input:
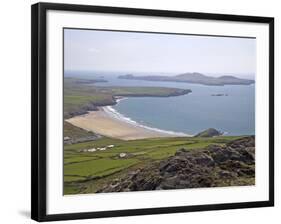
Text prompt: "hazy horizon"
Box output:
[[64, 29, 256, 77], [64, 70, 255, 80]]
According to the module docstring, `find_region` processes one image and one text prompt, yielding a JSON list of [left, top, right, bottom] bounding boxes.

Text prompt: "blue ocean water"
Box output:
[[66, 71, 255, 136]]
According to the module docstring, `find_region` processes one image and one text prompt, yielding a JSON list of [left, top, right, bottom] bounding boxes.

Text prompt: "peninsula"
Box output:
[[64, 77, 191, 118], [64, 77, 191, 141]]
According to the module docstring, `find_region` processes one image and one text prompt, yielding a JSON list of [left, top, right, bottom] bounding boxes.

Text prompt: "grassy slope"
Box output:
[[64, 135, 242, 194], [64, 121, 97, 140]]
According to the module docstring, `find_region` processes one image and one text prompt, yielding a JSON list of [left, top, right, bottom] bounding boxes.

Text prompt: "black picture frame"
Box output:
[[31, 2, 274, 222]]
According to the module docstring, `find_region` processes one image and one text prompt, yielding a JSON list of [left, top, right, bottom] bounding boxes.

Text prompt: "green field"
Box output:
[[64, 135, 242, 194]]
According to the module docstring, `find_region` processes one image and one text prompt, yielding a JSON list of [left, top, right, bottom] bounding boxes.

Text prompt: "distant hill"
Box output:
[[194, 128, 223, 137], [119, 72, 255, 86]]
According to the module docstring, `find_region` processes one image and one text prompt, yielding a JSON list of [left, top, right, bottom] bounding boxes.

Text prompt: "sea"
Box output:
[[65, 71, 255, 136]]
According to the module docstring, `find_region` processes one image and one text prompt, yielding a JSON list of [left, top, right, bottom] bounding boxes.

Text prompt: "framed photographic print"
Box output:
[[31, 2, 274, 222]]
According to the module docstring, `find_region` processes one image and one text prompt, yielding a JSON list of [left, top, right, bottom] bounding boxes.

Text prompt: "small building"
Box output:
[[119, 153, 127, 158], [64, 136, 71, 141], [107, 145, 115, 148]]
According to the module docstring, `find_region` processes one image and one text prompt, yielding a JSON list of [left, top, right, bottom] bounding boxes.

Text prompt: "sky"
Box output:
[[64, 29, 256, 76]]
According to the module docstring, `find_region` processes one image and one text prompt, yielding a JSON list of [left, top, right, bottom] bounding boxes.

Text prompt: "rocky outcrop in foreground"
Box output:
[[97, 136, 255, 193]]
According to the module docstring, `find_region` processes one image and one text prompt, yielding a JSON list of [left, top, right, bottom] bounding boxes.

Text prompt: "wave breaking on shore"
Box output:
[[104, 99, 188, 137], [66, 98, 190, 140]]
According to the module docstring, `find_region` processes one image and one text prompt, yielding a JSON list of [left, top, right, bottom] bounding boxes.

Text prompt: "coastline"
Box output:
[[66, 104, 189, 140]]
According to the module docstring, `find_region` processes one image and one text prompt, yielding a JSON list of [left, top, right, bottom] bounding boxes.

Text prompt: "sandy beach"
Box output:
[[66, 107, 188, 140]]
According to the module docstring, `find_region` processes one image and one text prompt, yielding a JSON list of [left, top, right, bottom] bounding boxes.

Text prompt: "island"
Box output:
[[211, 94, 228, 96], [118, 72, 255, 86]]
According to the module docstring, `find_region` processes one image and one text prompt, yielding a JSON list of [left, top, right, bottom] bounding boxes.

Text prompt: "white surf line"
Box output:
[[102, 102, 190, 137]]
